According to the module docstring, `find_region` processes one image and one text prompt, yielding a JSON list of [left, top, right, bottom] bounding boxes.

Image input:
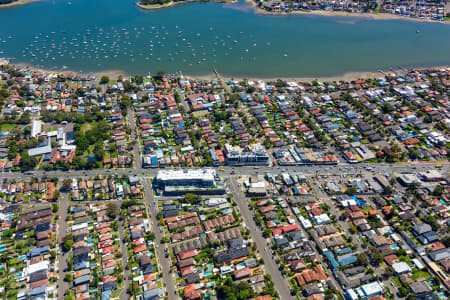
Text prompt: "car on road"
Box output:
[[220, 168, 225, 171], [230, 171, 235, 174]]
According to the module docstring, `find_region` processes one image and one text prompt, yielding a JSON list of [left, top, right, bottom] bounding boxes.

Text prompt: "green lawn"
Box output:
[[0, 124, 16, 131], [412, 270, 430, 280]]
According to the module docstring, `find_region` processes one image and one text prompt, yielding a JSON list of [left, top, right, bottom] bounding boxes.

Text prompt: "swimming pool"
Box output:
[[203, 271, 212, 276], [391, 245, 399, 249]]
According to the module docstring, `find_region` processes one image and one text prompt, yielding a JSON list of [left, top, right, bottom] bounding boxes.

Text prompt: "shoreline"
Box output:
[[244, 0, 450, 24], [1, 0, 448, 24], [10, 63, 450, 84], [0, 0, 41, 8], [135, 0, 237, 10], [188, 66, 450, 83]]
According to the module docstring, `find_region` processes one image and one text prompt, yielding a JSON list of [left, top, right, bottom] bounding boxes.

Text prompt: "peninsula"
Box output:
[[0, 0, 39, 8], [136, 0, 236, 10]]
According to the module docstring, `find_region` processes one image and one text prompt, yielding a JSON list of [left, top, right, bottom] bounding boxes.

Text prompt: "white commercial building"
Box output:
[[347, 281, 383, 299], [30, 120, 42, 138], [155, 169, 216, 187]]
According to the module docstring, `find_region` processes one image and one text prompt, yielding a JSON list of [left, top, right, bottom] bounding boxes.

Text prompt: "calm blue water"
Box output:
[[0, 0, 449, 77]]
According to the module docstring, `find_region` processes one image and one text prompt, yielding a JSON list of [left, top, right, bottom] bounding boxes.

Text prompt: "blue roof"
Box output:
[[27, 286, 46, 296], [335, 247, 351, 255], [29, 245, 49, 257], [338, 254, 357, 266], [324, 251, 339, 270], [101, 291, 112, 300]]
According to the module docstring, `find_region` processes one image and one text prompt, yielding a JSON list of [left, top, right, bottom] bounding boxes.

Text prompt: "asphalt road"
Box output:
[[143, 179, 177, 300], [57, 192, 70, 300], [117, 215, 131, 300], [2, 162, 448, 181], [127, 107, 141, 169], [228, 177, 292, 300]]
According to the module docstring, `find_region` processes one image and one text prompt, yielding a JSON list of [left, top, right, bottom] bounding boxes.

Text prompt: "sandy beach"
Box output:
[[244, 0, 450, 24], [9, 62, 449, 84]]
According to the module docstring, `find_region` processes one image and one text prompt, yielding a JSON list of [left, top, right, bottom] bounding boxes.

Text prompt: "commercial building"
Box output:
[[28, 140, 52, 157], [346, 282, 383, 300], [223, 144, 269, 166], [30, 120, 42, 138], [154, 169, 225, 195]]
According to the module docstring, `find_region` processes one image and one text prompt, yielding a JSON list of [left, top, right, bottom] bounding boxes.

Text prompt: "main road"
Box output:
[[3, 162, 448, 181], [228, 177, 292, 300]]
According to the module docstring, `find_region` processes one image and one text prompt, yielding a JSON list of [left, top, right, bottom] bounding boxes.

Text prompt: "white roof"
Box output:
[[313, 214, 331, 225], [71, 222, 88, 231], [25, 261, 49, 275], [346, 289, 358, 300], [157, 169, 216, 181], [250, 181, 265, 188], [30, 120, 42, 138], [298, 216, 312, 229], [207, 198, 227, 206], [412, 259, 424, 270], [392, 262, 412, 274], [360, 281, 383, 297]]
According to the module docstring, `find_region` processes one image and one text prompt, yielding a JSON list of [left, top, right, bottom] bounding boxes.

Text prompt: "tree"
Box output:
[[153, 70, 165, 82], [62, 240, 73, 252], [372, 252, 384, 266], [433, 185, 443, 197], [396, 249, 407, 256], [399, 287, 409, 297], [121, 95, 131, 107], [65, 273, 73, 282], [20, 154, 37, 171], [106, 203, 118, 219], [217, 277, 256, 300], [61, 179, 72, 191], [345, 186, 357, 195], [442, 236, 450, 248], [100, 75, 109, 84], [357, 253, 368, 267], [184, 193, 200, 204]]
